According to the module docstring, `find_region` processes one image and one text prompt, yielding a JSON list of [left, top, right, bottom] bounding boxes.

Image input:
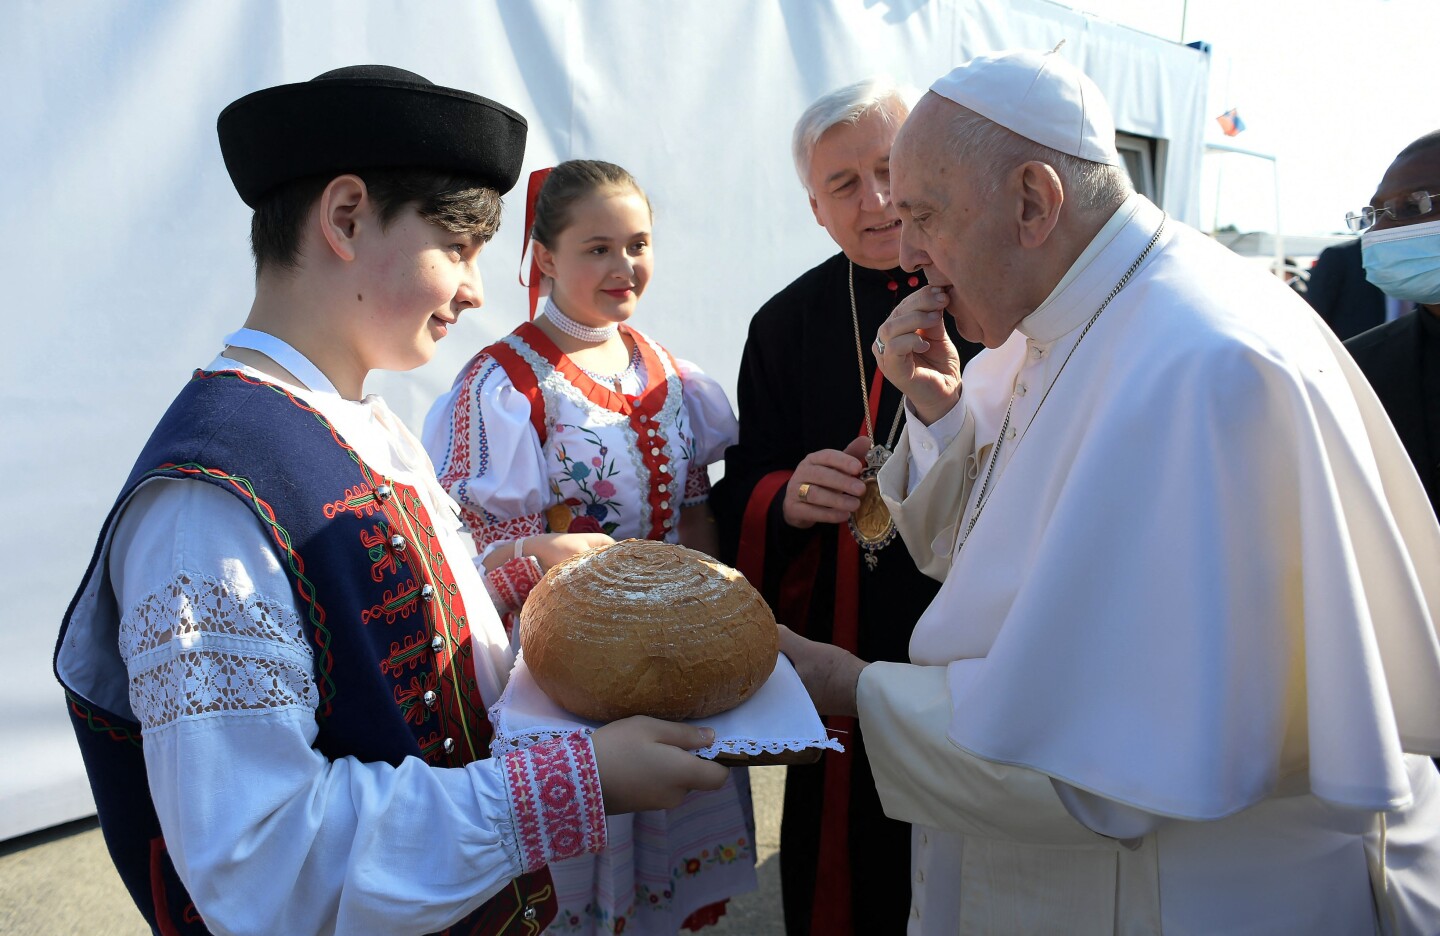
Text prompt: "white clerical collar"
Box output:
[[221, 327, 340, 397], [1019, 193, 1158, 344]]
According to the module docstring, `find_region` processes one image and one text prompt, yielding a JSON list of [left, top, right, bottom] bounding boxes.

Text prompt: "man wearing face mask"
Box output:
[[1346, 129, 1440, 522]]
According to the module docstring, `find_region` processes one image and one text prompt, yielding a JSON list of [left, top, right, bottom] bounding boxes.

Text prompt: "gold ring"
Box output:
[[797, 482, 811, 502]]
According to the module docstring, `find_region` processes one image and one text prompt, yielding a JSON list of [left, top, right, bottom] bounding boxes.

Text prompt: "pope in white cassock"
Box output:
[[778, 49, 1440, 935]]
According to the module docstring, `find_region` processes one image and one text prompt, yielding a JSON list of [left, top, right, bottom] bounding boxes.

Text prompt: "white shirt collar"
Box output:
[[221, 327, 340, 398], [1018, 193, 1161, 344]]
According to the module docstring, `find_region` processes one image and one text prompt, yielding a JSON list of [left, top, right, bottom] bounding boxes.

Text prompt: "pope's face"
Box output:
[[806, 108, 904, 271], [891, 95, 1030, 349]]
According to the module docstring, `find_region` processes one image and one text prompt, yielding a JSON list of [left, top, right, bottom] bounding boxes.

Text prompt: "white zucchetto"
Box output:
[[929, 48, 1122, 167]]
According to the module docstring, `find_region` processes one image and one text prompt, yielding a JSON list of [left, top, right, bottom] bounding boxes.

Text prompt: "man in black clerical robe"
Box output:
[[712, 80, 981, 936]]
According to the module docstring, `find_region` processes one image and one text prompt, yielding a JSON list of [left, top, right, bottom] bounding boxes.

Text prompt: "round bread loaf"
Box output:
[[520, 539, 779, 721]]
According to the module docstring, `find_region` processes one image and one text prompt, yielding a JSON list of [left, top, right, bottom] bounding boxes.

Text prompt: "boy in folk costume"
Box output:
[[54, 66, 727, 936]]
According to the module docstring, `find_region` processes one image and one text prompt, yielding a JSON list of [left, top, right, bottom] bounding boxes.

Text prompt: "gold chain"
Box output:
[[849, 260, 905, 451]]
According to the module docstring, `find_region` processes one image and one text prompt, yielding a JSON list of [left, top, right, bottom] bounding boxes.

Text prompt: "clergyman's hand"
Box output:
[[874, 286, 962, 426], [779, 624, 865, 718], [782, 436, 872, 529]]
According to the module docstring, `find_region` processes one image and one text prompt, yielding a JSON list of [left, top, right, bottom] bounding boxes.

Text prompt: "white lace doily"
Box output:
[[490, 653, 845, 760]]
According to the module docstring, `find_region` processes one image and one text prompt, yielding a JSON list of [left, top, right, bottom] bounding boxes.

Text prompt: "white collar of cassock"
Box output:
[[1018, 192, 1158, 345]]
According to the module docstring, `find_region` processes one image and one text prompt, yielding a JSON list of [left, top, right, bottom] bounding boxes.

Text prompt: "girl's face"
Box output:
[[536, 185, 653, 327]]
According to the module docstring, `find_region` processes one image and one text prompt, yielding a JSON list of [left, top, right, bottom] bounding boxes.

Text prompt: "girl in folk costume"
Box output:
[[422, 159, 755, 935]]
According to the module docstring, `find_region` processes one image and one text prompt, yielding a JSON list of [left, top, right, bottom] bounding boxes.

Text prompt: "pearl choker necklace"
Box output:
[[544, 298, 618, 343]]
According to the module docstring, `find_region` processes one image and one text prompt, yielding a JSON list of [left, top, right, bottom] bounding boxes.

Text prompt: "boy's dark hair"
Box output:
[[530, 159, 651, 249], [250, 167, 504, 275]]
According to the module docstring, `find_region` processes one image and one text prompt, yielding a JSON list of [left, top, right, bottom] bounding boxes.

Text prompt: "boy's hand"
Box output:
[[590, 717, 729, 814]]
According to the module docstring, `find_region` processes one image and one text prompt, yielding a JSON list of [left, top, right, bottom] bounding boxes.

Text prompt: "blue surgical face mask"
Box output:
[[1361, 217, 1440, 304]]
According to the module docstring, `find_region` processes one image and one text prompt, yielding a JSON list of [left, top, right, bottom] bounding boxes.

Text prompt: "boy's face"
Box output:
[[352, 206, 485, 373]]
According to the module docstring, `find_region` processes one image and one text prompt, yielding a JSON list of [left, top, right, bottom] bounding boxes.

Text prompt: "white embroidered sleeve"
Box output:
[[422, 354, 550, 560], [109, 479, 576, 936], [676, 357, 740, 468]]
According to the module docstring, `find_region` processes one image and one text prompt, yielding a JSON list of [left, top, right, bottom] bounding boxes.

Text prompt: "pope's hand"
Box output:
[[779, 624, 866, 718], [874, 286, 962, 426], [783, 436, 872, 529], [591, 717, 730, 814]]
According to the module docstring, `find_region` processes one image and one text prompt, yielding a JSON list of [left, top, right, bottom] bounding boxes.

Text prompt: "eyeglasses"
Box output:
[[1346, 190, 1440, 233]]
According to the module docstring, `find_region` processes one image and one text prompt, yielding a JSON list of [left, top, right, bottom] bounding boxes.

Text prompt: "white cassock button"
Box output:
[[651, 447, 661, 456], [658, 483, 668, 493], [911, 907, 921, 919], [1016, 382, 1027, 396], [660, 500, 669, 510], [659, 465, 669, 475], [917, 869, 924, 883], [647, 428, 656, 437], [921, 441, 933, 451], [1006, 427, 1017, 441], [921, 832, 929, 845], [639, 415, 649, 424], [663, 519, 673, 529]]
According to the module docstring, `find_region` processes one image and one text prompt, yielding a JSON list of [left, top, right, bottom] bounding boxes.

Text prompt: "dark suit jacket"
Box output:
[[1308, 240, 1388, 340], [1345, 312, 1440, 520]]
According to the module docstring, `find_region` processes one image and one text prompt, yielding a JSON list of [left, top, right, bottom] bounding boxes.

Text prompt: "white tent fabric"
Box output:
[[0, 0, 1208, 841]]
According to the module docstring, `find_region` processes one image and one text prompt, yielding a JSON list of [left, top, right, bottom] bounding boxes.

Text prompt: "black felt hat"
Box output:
[[217, 65, 528, 207]]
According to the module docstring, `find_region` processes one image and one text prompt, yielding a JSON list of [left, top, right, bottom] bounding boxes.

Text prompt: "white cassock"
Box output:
[[867, 194, 1440, 935]]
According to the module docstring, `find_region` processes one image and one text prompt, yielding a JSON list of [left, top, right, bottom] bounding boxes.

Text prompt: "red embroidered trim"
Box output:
[[469, 512, 545, 556], [483, 341, 549, 444], [435, 352, 488, 496], [487, 555, 543, 614], [682, 463, 712, 506], [379, 480, 495, 765], [502, 732, 607, 873]]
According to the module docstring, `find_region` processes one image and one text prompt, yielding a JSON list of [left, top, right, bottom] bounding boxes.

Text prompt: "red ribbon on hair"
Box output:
[[517, 167, 553, 321]]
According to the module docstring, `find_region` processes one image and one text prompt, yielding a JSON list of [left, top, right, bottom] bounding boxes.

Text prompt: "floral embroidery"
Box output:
[[546, 836, 751, 932], [679, 836, 752, 877], [548, 428, 625, 534]]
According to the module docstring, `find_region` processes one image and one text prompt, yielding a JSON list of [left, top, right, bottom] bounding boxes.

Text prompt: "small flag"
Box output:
[[1216, 108, 1246, 137]]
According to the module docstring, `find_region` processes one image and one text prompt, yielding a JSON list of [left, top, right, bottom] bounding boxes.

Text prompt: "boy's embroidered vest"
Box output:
[[54, 370, 555, 936]]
